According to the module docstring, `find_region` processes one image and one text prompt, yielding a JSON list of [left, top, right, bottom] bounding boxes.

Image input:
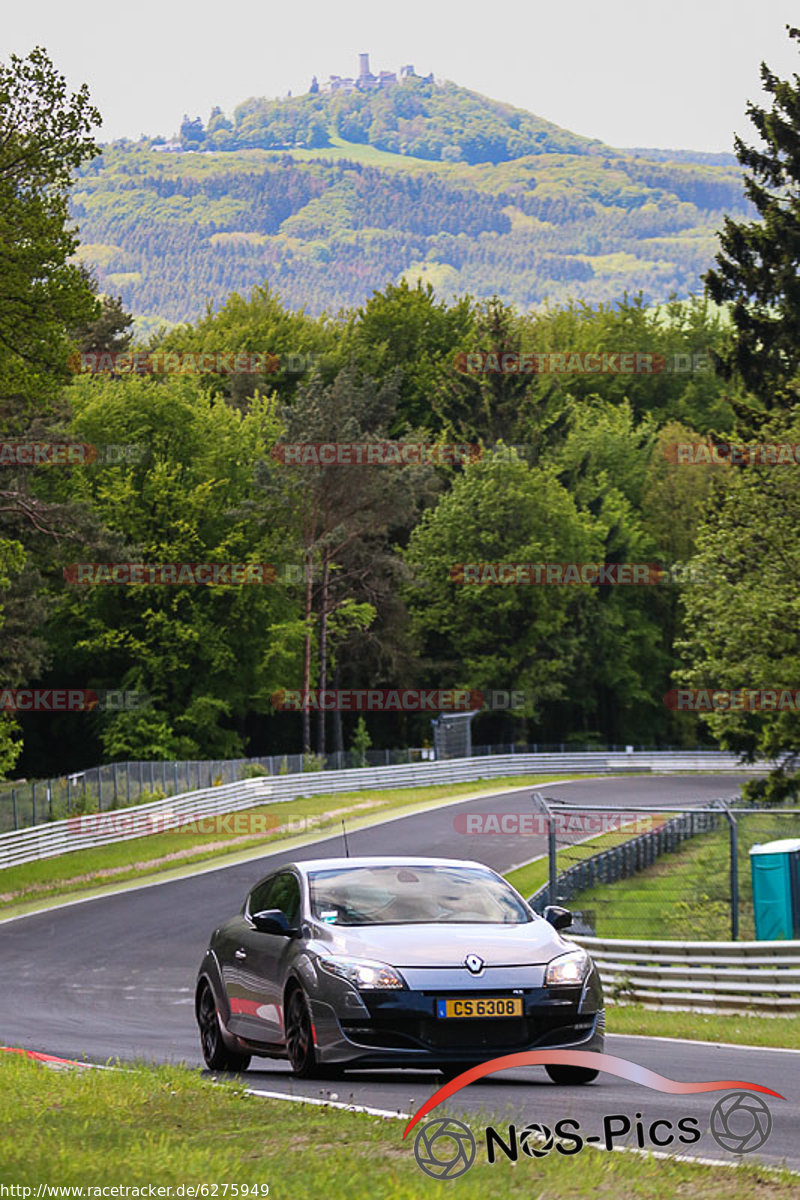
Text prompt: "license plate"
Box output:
[[436, 997, 523, 1019]]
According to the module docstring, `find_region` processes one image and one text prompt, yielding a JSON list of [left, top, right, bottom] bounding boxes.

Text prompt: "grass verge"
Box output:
[[0, 1055, 794, 1196], [604, 1004, 800, 1050], [504, 815, 664, 901], [0, 775, 580, 916], [556, 811, 800, 940], [503, 818, 800, 1049]]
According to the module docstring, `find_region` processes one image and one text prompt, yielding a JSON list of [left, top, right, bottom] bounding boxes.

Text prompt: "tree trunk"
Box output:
[[302, 548, 313, 754], [332, 662, 344, 759], [316, 553, 330, 757]]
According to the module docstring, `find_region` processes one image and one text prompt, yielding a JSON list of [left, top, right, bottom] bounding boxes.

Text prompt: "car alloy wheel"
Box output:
[[286, 987, 321, 1078], [197, 983, 251, 1073]]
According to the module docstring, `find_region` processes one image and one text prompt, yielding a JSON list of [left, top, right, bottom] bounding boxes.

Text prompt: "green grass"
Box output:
[[146, 136, 441, 171], [0, 775, 582, 916], [0, 1055, 795, 1195], [605, 1004, 800, 1050], [503, 816, 800, 1048], [504, 816, 664, 902], [10, 780, 800, 1053], [559, 813, 800, 940]]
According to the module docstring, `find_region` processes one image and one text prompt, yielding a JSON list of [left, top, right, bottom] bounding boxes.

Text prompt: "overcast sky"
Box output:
[[5, 0, 799, 151]]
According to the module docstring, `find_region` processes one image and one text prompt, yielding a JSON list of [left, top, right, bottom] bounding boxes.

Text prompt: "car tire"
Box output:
[[285, 986, 321, 1078], [197, 982, 251, 1073], [545, 1064, 599, 1085]]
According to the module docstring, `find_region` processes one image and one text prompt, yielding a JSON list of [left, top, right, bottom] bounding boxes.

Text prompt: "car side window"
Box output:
[[248, 872, 300, 925], [270, 873, 301, 925], [248, 876, 277, 916]]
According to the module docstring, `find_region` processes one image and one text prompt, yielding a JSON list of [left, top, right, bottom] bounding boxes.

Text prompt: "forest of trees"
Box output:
[[179, 78, 601, 162], [3, 36, 800, 802], [72, 105, 751, 326]]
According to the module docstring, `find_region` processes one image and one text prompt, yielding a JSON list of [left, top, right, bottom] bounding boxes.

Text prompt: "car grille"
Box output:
[[340, 1014, 596, 1053], [418, 1017, 528, 1050]]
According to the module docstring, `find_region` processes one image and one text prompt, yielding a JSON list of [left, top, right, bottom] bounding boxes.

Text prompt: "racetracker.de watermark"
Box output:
[[63, 562, 279, 586], [666, 439, 800, 460], [450, 562, 664, 585], [450, 561, 732, 586], [0, 689, 148, 712], [271, 688, 526, 712], [270, 442, 481, 465], [0, 441, 143, 466], [664, 441, 800, 465], [453, 351, 712, 375], [67, 350, 319, 376], [66, 809, 348, 838], [453, 812, 661, 835], [665, 688, 800, 711]]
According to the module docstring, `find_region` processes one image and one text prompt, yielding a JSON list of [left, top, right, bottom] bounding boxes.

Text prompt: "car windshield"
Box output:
[[307, 865, 531, 926]]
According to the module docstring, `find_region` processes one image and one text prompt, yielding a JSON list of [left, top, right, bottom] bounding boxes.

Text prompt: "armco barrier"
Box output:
[[0, 742, 760, 833], [571, 934, 800, 1013], [0, 750, 770, 871]]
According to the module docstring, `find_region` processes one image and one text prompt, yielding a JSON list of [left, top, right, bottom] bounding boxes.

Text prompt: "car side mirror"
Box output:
[[251, 908, 296, 936], [543, 905, 573, 931]]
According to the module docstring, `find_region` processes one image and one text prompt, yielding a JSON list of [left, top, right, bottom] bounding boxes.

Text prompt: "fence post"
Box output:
[[12, 789, 17, 830], [32, 782, 36, 826], [728, 808, 739, 941], [548, 816, 557, 906]]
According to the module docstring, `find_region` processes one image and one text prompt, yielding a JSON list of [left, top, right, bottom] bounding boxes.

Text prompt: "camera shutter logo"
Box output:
[[709, 1091, 772, 1154], [519, 1122, 555, 1157], [414, 1117, 476, 1179]]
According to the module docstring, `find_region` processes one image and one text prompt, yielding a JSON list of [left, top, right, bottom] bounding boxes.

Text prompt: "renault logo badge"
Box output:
[[465, 954, 484, 975]]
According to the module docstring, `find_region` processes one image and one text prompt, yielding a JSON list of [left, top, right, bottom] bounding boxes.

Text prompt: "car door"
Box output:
[[224, 876, 276, 1038], [233, 871, 302, 1044]]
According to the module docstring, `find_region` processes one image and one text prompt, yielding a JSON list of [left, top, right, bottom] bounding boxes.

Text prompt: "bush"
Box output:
[[302, 752, 326, 772], [239, 762, 270, 780], [349, 716, 371, 768]]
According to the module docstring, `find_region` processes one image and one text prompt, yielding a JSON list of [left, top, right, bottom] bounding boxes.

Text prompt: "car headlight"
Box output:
[[544, 948, 590, 987], [318, 956, 406, 989]]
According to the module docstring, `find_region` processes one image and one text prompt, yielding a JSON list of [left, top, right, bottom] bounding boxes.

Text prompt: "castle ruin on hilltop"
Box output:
[[311, 54, 435, 96]]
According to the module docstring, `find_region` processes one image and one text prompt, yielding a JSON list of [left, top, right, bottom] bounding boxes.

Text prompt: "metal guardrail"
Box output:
[[0, 742, 739, 832], [0, 750, 770, 871], [571, 935, 800, 1013]]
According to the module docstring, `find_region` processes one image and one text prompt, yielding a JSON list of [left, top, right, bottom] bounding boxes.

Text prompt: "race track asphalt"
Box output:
[[2, 774, 796, 1171]]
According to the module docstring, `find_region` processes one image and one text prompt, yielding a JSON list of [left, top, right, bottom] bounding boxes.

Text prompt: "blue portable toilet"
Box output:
[[749, 838, 800, 940]]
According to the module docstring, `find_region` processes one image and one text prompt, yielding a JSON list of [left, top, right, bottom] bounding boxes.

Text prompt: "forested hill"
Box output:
[[179, 77, 603, 163], [71, 79, 750, 328]]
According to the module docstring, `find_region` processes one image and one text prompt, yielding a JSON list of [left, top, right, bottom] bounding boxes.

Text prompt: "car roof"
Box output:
[[290, 856, 493, 874]]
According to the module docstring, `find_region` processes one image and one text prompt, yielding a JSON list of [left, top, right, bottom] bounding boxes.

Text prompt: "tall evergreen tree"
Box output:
[[704, 25, 800, 425]]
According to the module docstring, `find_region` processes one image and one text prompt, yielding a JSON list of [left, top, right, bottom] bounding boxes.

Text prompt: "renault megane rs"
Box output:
[[195, 856, 604, 1082]]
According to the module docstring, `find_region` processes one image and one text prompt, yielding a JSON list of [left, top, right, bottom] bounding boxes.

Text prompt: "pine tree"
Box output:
[[704, 25, 800, 425]]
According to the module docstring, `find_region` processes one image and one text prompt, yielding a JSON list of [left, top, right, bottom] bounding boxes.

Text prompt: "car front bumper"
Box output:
[[309, 984, 605, 1068]]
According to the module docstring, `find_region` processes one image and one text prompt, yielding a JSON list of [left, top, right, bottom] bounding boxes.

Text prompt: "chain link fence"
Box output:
[[528, 798, 800, 941], [0, 742, 711, 833]]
